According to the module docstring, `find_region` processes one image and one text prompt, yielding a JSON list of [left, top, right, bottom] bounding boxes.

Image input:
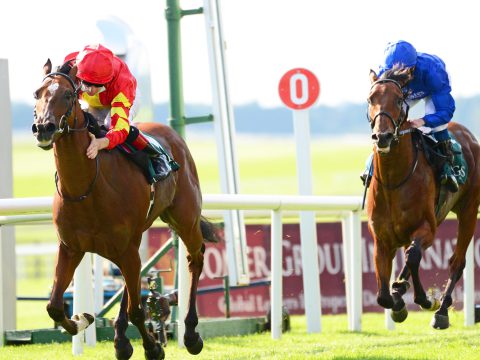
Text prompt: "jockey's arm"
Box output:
[[105, 92, 133, 150], [422, 91, 455, 128]]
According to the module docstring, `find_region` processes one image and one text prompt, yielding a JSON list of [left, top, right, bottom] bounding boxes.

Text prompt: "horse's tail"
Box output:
[[200, 216, 221, 243]]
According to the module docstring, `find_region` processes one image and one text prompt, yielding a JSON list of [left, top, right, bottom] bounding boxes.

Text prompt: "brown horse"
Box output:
[[366, 67, 480, 329], [32, 59, 218, 359]]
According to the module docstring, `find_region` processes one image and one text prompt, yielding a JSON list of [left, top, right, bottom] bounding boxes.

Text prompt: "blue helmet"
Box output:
[[383, 40, 417, 69]]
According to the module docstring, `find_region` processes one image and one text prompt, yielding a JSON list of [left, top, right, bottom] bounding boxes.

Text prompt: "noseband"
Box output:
[[367, 79, 411, 140]]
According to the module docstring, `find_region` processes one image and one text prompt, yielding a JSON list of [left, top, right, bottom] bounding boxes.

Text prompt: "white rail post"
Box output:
[[72, 254, 96, 355], [177, 237, 189, 348], [341, 212, 353, 329], [342, 211, 362, 331], [270, 209, 283, 339], [94, 255, 104, 314], [463, 239, 475, 326], [385, 256, 396, 330], [0, 58, 16, 346], [203, 0, 249, 287], [349, 210, 362, 331], [294, 110, 322, 333]]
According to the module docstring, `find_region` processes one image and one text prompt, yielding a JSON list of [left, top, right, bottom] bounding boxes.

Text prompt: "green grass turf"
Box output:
[[1, 312, 479, 359]]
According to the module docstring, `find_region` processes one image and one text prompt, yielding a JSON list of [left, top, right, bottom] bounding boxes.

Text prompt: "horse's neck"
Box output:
[[54, 111, 96, 196], [375, 135, 416, 185]]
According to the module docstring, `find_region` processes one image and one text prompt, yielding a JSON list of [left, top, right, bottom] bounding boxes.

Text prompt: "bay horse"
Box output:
[[366, 67, 480, 329], [32, 59, 218, 359]]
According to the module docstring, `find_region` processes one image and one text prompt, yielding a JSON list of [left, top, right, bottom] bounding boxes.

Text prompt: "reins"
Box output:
[[44, 71, 100, 201], [55, 156, 100, 201]]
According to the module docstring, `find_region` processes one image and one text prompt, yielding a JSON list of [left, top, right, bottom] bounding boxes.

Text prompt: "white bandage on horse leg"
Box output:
[[72, 313, 92, 332]]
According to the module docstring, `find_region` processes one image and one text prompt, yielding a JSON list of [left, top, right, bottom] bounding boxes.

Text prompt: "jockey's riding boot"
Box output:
[[143, 142, 180, 182], [439, 140, 459, 193], [360, 170, 370, 187], [360, 153, 374, 187]]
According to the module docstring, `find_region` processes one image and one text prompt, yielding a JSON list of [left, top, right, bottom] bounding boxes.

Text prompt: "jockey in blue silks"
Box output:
[[361, 40, 459, 192]]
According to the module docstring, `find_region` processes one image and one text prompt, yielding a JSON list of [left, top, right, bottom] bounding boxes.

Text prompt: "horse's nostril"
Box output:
[[31, 123, 38, 134], [371, 133, 378, 141], [45, 122, 56, 133]]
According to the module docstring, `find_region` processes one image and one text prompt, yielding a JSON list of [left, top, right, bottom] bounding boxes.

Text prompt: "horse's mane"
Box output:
[[380, 65, 411, 85]]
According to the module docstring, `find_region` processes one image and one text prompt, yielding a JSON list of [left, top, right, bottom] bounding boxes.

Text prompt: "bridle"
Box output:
[[367, 78, 412, 141], [38, 72, 89, 134], [39, 71, 99, 201], [367, 78, 419, 190]]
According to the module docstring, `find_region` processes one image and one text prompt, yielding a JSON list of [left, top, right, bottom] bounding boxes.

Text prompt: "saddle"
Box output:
[[84, 111, 178, 184], [415, 130, 468, 216], [416, 130, 468, 185]]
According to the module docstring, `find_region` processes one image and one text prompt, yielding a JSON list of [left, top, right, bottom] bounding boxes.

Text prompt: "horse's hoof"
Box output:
[[115, 338, 134, 360], [431, 313, 449, 330], [144, 342, 165, 360], [185, 333, 203, 355], [391, 306, 408, 323]]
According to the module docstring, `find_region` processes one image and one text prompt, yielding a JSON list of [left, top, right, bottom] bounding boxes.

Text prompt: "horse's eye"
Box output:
[[397, 99, 403, 108], [367, 98, 372, 105], [33, 91, 39, 100], [65, 91, 72, 101]]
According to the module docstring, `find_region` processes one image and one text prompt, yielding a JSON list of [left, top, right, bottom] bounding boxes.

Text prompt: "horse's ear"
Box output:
[[69, 64, 78, 81], [43, 59, 52, 76], [369, 69, 378, 84]]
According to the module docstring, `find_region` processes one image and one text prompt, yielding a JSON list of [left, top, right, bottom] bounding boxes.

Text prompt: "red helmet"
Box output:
[[76, 44, 114, 84]]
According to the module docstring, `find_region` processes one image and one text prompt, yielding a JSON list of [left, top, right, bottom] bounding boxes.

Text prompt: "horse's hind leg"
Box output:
[[432, 209, 477, 330], [46, 243, 94, 335], [115, 245, 164, 360], [164, 208, 205, 354], [114, 287, 133, 360]]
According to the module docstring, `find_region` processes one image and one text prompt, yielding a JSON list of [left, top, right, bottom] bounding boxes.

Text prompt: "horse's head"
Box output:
[[367, 66, 413, 153], [32, 59, 79, 150]]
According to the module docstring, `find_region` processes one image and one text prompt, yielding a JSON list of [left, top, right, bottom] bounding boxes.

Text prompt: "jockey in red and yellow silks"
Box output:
[[63, 44, 178, 182], [64, 44, 136, 150]]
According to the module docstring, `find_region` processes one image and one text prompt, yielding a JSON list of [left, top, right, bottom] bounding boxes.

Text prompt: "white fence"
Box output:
[[0, 195, 476, 349]]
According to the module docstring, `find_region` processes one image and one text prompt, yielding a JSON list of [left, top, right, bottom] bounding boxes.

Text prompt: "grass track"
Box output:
[[1, 312, 479, 359]]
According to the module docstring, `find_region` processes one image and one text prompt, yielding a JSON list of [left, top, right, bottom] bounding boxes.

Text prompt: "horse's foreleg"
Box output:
[[390, 263, 411, 322], [432, 210, 476, 330], [46, 243, 93, 335], [373, 241, 395, 309], [116, 246, 163, 360], [114, 286, 134, 360]]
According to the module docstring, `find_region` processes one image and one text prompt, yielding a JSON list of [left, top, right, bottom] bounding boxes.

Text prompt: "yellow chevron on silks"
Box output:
[[110, 117, 130, 132], [111, 106, 129, 121], [112, 92, 132, 108], [81, 93, 105, 108]]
